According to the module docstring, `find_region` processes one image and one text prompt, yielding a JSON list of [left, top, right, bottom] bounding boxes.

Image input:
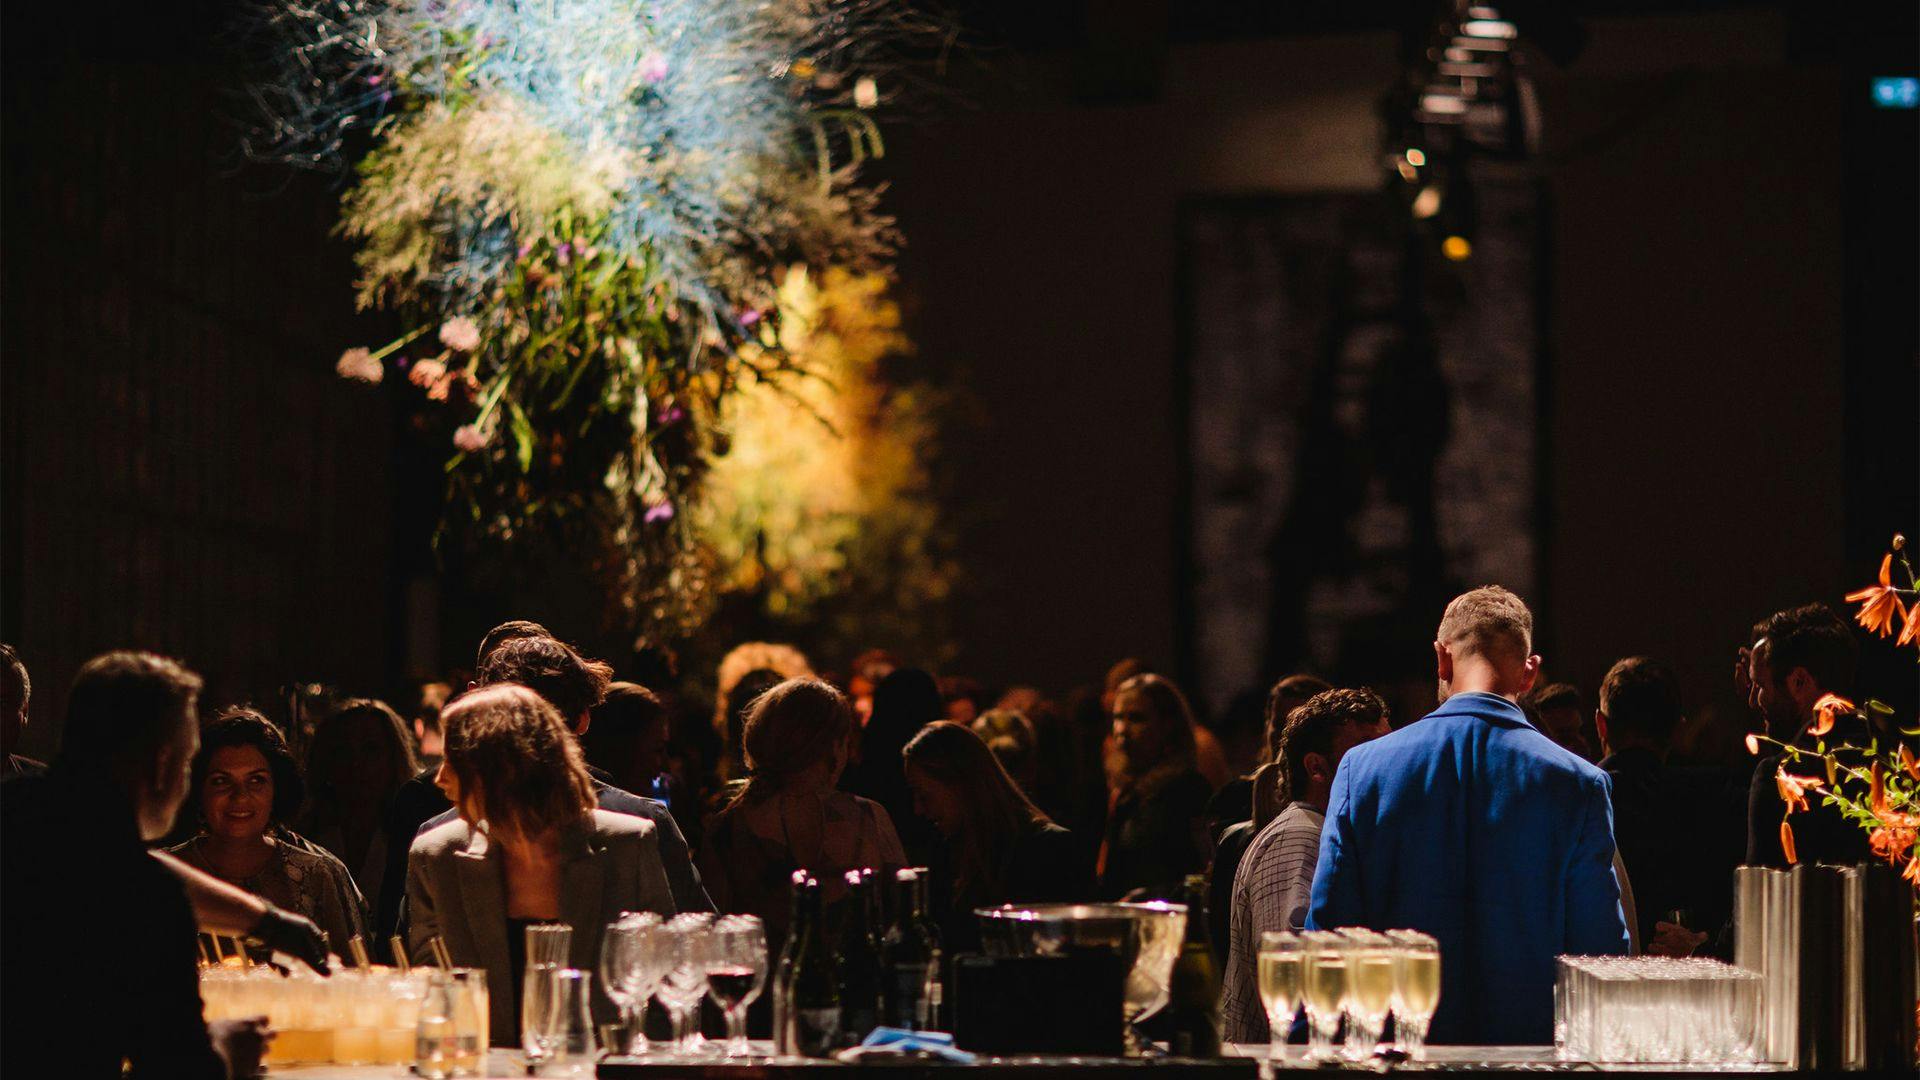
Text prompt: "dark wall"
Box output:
[[3, 13, 398, 757], [882, 10, 1906, 719]]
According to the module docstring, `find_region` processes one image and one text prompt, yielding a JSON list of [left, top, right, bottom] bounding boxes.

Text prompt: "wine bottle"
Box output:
[[771, 869, 810, 1056], [786, 874, 841, 1057], [836, 868, 886, 1046], [1164, 874, 1223, 1057], [881, 868, 940, 1030]]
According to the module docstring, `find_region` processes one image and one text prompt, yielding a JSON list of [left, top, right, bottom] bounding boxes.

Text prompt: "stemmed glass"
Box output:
[[1388, 930, 1440, 1061], [1255, 931, 1305, 1063], [654, 914, 716, 1057], [706, 916, 769, 1057], [599, 913, 661, 1057], [1300, 931, 1349, 1062], [1340, 929, 1394, 1059]]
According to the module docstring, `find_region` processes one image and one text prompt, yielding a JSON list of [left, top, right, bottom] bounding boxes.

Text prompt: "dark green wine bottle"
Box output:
[[881, 868, 939, 1030], [836, 868, 886, 1046], [785, 874, 841, 1057], [1165, 874, 1223, 1057]]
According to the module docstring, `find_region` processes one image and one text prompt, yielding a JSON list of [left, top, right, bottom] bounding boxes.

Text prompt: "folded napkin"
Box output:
[[835, 1027, 978, 1064]]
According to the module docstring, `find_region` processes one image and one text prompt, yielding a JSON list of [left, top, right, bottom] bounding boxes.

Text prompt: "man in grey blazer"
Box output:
[[406, 685, 676, 1044]]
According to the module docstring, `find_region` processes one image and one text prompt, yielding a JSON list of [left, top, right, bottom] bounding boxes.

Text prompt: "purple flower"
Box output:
[[643, 501, 675, 524], [655, 404, 687, 426], [737, 308, 764, 328], [638, 51, 669, 85], [556, 245, 571, 267], [367, 73, 383, 87]]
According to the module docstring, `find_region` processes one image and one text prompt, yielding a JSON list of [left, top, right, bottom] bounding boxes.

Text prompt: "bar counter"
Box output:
[[282, 1043, 1795, 1077]]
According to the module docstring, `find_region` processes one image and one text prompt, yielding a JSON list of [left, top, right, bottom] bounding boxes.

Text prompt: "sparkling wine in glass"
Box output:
[[1388, 930, 1440, 1061], [1256, 931, 1305, 1061], [1300, 932, 1349, 1062]]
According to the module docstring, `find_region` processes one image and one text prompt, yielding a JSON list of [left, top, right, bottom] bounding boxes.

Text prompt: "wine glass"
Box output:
[[655, 915, 716, 1057], [1389, 930, 1440, 1061], [706, 916, 769, 1056], [1256, 930, 1305, 1062], [1341, 929, 1394, 1059], [599, 914, 659, 1057], [1300, 931, 1349, 1062]]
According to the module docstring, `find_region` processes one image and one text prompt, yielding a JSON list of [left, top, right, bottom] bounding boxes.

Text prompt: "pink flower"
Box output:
[[439, 316, 482, 353], [335, 347, 383, 383], [638, 51, 669, 85], [643, 500, 675, 524], [453, 424, 489, 453], [409, 358, 447, 388], [737, 308, 764, 328]]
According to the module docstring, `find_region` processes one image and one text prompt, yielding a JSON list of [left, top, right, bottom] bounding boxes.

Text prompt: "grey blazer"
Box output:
[[406, 809, 676, 1043]]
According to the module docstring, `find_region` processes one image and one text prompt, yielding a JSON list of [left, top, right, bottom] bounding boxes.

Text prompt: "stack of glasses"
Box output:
[[1256, 928, 1440, 1061], [595, 912, 770, 1060], [1554, 956, 1763, 1064]]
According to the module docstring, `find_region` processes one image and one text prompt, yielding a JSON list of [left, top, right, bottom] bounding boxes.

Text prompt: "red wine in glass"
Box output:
[[707, 967, 759, 1009]]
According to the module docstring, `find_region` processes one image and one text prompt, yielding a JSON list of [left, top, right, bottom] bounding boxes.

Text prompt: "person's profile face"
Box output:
[[1110, 690, 1165, 767], [905, 762, 964, 837], [203, 744, 275, 840]]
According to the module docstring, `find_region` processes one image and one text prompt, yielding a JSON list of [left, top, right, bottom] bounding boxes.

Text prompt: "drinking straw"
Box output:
[[348, 935, 371, 969], [390, 935, 410, 973], [431, 935, 454, 970], [210, 934, 229, 964], [199, 937, 215, 967]]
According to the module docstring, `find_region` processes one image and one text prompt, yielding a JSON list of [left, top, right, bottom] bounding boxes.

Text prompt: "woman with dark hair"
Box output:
[[408, 684, 674, 1043], [1097, 673, 1215, 900], [300, 698, 419, 919], [699, 678, 904, 939], [168, 707, 369, 958], [903, 721, 1088, 950], [841, 668, 942, 865]]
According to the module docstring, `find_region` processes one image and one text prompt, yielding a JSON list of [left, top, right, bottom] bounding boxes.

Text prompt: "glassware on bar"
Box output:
[[1554, 955, 1762, 1064], [1387, 929, 1441, 1060], [1340, 929, 1395, 1059], [707, 915, 770, 1057], [1256, 930, 1305, 1059], [540, 968, 595, 1076], [1300, 931, 1349, 1061], [600, 913, 662, 1057], [655, 913, 719, 1057], [417, 968, 485, 1078]]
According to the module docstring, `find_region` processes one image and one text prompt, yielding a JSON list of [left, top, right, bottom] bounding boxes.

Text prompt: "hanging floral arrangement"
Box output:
[[247, 0, 928, 636]]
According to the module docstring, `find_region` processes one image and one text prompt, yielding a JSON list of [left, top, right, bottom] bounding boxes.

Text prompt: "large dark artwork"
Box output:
[[1178, 178, 1541, 709]]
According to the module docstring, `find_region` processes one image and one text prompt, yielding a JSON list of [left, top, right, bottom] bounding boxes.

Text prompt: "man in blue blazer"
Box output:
[[1306, 586, 1629, 1045]]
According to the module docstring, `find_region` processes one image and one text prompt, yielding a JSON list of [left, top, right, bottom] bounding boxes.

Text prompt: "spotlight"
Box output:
[[1441, 235, 1472, 261], [1406, 148, 1427, 167]]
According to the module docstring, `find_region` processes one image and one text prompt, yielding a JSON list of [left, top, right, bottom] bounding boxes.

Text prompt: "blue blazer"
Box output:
[[1306, 691, 1628, 1045]]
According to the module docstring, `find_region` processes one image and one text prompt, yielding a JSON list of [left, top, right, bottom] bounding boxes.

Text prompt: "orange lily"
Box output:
[[1901, 600, 1920, 648], [1776, 766, 1823, 813], [1870, 825, 1917, 862], [1869, 760, 1920, 828], [1905, 744, 1920, 783], [1744, 732, 1761, 756], [1780, 820, 1799, 865], [1809, 693, 1854, 738], [1906, 853, 1920, 886], [1845, 554, 1906, 639]]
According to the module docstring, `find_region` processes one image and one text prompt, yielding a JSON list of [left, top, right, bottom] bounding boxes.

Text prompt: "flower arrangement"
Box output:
[[1749, 534, 1920, 881], [251, 0, 940, 636]]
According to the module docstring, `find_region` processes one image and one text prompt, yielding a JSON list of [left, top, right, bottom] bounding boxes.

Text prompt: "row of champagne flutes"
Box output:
[[1554, 956, 1762, 1064], [1256, 928, 1441, 1062]]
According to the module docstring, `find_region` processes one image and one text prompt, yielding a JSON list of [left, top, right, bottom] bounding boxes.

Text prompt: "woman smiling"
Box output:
[[166, 708, 369, 960]]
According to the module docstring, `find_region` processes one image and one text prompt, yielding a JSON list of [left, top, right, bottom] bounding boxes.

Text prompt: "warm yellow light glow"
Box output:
[[1442, 235, 1472, 261]]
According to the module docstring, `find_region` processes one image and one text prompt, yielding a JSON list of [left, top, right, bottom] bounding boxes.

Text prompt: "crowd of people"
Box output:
[[0, 584, 1879, 1075]]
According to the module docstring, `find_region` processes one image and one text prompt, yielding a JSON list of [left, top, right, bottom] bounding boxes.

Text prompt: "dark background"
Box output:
[[3, 1, 1915, 756]]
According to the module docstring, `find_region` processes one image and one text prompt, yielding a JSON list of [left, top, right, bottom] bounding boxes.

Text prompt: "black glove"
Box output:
[[247, 903, 330, 975]]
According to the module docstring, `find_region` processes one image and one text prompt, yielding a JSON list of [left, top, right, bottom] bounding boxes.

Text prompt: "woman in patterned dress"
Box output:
[[167, 708, 368, 960]]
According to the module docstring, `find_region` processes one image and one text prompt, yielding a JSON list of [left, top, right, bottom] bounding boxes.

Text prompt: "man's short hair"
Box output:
[[1275, 688, 1388, 806], [476, 636, 613, 720], [1436, 586, 1534, 660], [1760, 603, 1856, 696], [474, 619, 554, 670], [1598, 657, 1681, 746], [62, 651, 202, 770], [1, 643, 29, 716]]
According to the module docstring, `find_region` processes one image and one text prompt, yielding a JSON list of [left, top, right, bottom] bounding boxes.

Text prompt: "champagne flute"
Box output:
[[706, 916, 769, 1057], [1339, 929, 1394, 1059], [1389, 931, 1440, 1061], [1255, 930, 1305, 1062], [1300, 931, 1349, 1062]]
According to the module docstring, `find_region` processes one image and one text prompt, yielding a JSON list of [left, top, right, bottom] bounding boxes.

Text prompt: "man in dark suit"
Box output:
[[1743, 603, 1869, 869], [1307, 586, 1628, 1045]]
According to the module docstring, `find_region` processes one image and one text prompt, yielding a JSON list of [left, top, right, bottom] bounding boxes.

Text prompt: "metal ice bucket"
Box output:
[[975, 901, 1187, 1051]]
